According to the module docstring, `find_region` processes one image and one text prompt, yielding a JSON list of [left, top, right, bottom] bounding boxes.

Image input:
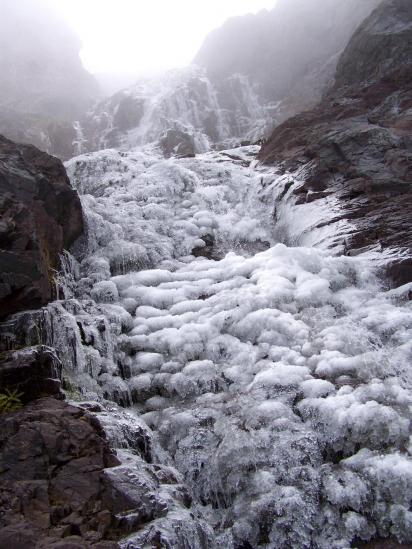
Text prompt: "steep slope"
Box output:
[[0, 0, 99, 159], [0, 135, 84, 318], [81, 0, 380, 157], [81, 66, 270, 154], [258, 0, 412, 286], [2, 142, 411, 548], [195, 0, 379, 94], [195, 0, 381, 120]]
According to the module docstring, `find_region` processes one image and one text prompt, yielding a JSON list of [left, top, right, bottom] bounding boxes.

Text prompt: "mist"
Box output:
[[0, 0, 380, 158]]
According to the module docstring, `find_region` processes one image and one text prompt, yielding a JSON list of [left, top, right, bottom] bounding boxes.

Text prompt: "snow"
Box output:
[[85, 66, 275, 154], [57, 144, 412, 547]]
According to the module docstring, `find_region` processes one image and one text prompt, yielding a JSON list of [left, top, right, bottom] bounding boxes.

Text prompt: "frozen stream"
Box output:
[[49, 145, 412, 548]]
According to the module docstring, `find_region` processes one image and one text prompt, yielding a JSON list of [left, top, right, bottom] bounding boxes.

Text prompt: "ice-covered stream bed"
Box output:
[[26, 146, 412, 547]]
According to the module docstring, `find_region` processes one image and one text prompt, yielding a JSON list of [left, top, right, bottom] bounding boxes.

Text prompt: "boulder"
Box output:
[[0, 346, 63, 403], [0, 135, 84, 319], [159, 128, 196, 158]]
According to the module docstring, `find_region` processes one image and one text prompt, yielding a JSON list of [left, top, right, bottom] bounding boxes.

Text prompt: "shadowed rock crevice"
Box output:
[[0, 135, 84, 319]]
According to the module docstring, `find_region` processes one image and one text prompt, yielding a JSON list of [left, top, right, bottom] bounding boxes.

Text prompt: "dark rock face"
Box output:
[[335, 0, 412, 88], [159, 128, 196, 158], [0, 398, 209, 548], [0, 346, 63, 403], [0, 135, 84, 319], [0, 398, 121, 548], [0, 109, 79, 162], [258, 0, 412, 286]]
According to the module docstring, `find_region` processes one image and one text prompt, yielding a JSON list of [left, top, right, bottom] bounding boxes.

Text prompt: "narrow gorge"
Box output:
[[0, 1, 411, 548]]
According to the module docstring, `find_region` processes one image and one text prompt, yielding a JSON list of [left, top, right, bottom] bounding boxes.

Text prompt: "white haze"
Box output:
[[54, 0, 277, 76]]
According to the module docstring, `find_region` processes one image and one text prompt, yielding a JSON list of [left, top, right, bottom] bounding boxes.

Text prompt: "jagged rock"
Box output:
[[258, 0, 412, 286], [0, 398, 121, 548], [192, 234, 215, 258], [0, 135, 84, 319], [0, 345, 63, 403], [0, 398, 214, 548], [112, 94, 145, 133], [335, 0, 412, 88], [0, 109, 79, 161], [159, 128, 196, 158]]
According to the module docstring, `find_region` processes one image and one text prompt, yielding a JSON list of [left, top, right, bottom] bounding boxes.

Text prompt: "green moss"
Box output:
[[62, 377, 82, 401], [0, 388, 24, 413]]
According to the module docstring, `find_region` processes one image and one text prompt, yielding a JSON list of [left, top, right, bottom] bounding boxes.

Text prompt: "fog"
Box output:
[[53, 0, 277, 75], [0, 0, 380, 157]]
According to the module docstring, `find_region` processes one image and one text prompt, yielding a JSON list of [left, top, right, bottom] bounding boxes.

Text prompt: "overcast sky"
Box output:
[[54, 0, 276, 75]]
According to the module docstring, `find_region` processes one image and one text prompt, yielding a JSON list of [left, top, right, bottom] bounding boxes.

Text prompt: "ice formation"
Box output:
[[25, 144, 412, 547], [84, 67, 275, 153]]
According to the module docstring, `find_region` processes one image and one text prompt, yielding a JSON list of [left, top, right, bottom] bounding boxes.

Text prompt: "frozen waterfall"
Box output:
[[16, 144, 412, 548]]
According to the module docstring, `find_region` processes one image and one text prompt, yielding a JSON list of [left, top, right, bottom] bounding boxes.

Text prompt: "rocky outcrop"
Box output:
[[80, 67, 268, 155], [258, 0, 412, 287], [0, 135, 84, 319], [0, 398, 214, 548], [0, 398, 121, 548], [0, 0, 99, 159], [159, 127, 196, 158], [0, 109, 79, 162], [81, 1, 381, 158], [0, 346, 63, 403], [195, 0, 381, 117]]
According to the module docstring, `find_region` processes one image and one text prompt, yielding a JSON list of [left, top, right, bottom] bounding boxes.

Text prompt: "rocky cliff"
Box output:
[[258, 0, 412, 286], [1, 2, 412, 548], [80, 0, 381, 157], [195, 0, 381, 121], [0, 135, 84, 319], [0, 0, 99, 159]]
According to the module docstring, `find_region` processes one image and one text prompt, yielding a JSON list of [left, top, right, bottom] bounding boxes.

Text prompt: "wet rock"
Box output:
[[0, 398, 122, 548], [258, 0, 412, 286], [112, 94, 145, 133], [160, 128, 196, 158], [192, 233, 215, 259], [0, 345, 63, 403], [0, 397, 214, 548], [0, 135, 84, 319]]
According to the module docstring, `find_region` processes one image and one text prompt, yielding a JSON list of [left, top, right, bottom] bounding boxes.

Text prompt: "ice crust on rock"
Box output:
[[33, 145, 412, 548], [84, 66, 274, 154]]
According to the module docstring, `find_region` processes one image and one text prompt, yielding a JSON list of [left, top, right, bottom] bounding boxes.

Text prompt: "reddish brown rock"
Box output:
[[258, 0, 412, 287], [0, 398, 120, 548], [0, 135, 84, 319]]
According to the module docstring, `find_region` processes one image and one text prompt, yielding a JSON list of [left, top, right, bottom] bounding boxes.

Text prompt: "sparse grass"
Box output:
[[62, 377, 82, 401], [0, 388, 24, 413]]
